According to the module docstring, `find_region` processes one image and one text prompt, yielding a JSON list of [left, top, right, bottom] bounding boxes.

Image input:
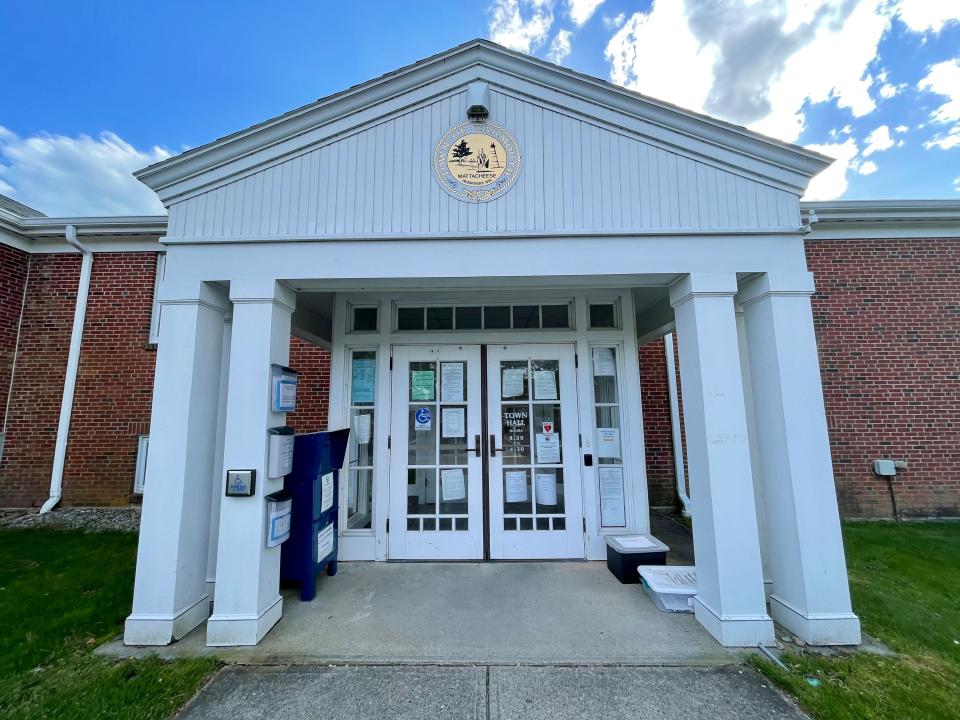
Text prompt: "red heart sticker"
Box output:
[[542, 422, 553, 433]]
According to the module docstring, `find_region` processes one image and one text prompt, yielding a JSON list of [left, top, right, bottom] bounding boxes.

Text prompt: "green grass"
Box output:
[[752, 521, 960, 720], [0, 529, 217, 720]]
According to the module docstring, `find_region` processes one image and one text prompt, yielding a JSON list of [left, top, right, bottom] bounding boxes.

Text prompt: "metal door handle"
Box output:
[[466, 435, 481, 458], [489, 434, 505, 457]]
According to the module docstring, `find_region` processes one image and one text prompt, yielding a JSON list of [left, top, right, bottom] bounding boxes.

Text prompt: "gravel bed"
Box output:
[[0, 507, 141, 533]]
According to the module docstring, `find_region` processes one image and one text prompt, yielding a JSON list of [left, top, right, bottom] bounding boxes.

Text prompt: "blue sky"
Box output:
[[1, 1, 958, 215]]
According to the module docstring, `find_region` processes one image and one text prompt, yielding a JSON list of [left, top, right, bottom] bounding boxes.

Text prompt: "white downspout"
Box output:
[[40, 225, 92, 513], [664, 332, 691, 517]]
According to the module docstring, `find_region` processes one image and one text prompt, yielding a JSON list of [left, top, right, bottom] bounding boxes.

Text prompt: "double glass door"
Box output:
[[388, 343, 583, 560]]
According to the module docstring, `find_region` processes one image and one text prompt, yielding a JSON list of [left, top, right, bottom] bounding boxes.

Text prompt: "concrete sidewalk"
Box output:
[[106, 560, 732, 665], [176, 664, 808, 720]]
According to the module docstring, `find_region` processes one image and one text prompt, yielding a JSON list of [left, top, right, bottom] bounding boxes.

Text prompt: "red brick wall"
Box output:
[[0, 244, 29, 431], [0, 253, 81, 507], [639, 339, 677, 508], [287, 337, 331, 433], [60, 253, 158, 506], [807, 237, 960, 518]]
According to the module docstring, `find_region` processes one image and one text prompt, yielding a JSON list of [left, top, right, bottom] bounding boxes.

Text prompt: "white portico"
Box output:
[[124, 39, 860, 649]]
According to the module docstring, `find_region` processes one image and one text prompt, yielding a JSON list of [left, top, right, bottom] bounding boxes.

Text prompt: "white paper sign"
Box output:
[[274, 377, 298, 411], [267, 432, 294, 478], [596, 428, 622, 460], [599, 467, 626, 527], [440, 468, 466, 501], [535, 471, 558, 505], [354, 413, 372, 445], [321, 471, 334, 513], [317, 523, 335, 560], [535, 432, 561, 464], [505, 470, 529, 503], [592, 348, 616, 377], [532, 370, 558, 400], [441, 407, 466, 438], [441, 362, 465, 403], [502, 369, 525, 398]]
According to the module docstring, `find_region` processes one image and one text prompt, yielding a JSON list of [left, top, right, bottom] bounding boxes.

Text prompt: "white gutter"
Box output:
[[663, 333, 691, 517], [40, 225, 92, 513]]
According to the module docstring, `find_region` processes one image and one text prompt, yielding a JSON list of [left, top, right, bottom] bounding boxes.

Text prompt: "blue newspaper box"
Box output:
[[280, 428, 350, 601]]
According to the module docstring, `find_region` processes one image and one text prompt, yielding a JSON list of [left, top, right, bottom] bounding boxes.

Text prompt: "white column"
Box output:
[[738, 272, 861, 645], [206, 280, 295, 646], [669, 273, 774, 647], [124, 282, 229, 645]]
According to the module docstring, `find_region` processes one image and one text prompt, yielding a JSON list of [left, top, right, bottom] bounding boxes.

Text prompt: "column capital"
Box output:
[[737, 271, 816, 307], [669, 272, 739, 308], [158, 280, 230, 314], [228, 279, 296, 314]]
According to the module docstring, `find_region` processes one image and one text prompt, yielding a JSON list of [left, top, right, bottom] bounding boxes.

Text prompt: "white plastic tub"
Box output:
[[637, 565, 697, 613]]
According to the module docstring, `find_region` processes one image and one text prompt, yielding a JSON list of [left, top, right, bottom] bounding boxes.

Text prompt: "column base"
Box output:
[[206, 594, 283, 647], [124, 594, 210, 646], [694, 597, 776, 647], [770, 594, 861, 646]]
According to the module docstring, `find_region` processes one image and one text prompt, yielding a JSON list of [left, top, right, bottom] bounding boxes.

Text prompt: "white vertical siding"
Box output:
[[168, 88, 799, 239]]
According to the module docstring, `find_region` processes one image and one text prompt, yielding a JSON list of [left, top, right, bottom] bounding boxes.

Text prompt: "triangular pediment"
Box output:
[[152, 40, 829, 240]]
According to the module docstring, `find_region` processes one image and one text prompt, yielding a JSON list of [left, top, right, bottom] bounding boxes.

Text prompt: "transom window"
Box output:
[[395, 303, 573, 332]]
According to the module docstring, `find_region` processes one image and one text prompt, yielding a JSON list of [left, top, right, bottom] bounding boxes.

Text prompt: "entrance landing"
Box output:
[[108, 561, 733, 665]]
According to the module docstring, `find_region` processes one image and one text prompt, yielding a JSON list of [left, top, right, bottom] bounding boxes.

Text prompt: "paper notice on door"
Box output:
[[592, 348, 616, 377], [410, 370, 435, 401], [441, 407, 465, 438], [320, 471, 334, 513], [535, 432, 561, 464], [532, 370, 558, 400], [317, 523, 335, 560], [535, 470, 558, 506], [505, 470, 529, 503], [354, 413, 372, 445], [440, 468, 466, 501], [599, 467, 626, 527], [351, 358, 376, 403], [441, 362, 465, 403], [596, 428, 622, 459], [502, 368, 525, 398]]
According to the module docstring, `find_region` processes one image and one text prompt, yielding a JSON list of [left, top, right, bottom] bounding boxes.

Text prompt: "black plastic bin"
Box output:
[[280, 429, 350, 601], [605, 535, 669, 584]]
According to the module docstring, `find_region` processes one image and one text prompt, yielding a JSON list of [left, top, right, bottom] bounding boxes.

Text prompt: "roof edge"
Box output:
[[136, 39, 831, 199]]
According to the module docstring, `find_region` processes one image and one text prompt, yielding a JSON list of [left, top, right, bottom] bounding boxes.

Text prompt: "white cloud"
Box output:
[[895, 124, 909, 133], [878, 82, 904, 98], [919, 58, 960, 123], [919, 59, 960, 150], [488, 0, 556, 53], [0, 127, 169, 216], [605, 0, 895, 144], [857, 159, 878, 175], [603, 12, 626, 30], [924, 126, 960, 150], [546, 29, 573, 64], [863, 125, 894, 156], [955, 176, 960, 192], [895, 0, 960, 33], [568, 0, 603, 26], [802, 138, 859, 200]]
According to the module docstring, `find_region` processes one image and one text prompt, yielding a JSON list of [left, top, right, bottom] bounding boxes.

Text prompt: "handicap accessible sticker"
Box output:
[[415, 407, 432, 431]]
